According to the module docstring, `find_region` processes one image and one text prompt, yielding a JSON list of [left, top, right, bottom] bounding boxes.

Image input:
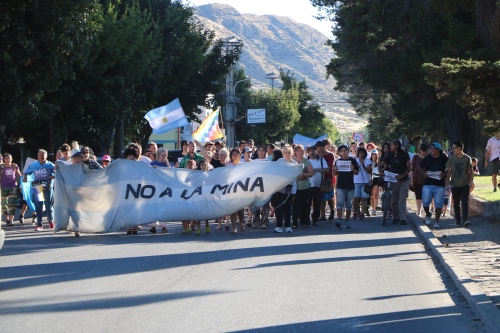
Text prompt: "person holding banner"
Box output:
[[378, 139, 411, 226], [292, 145, 314, 228], [274, 145, 298, 233], [333, 145, 359, 229], [23, 149, 55, 231]]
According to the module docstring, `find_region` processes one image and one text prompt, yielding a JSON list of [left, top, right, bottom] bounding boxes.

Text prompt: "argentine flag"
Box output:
[[144, 98, 189, 134]]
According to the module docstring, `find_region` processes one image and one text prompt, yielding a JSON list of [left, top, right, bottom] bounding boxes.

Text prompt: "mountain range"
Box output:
[[194, 3, 366, 133]]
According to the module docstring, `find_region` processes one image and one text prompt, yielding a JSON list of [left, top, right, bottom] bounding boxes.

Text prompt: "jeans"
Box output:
[[451, 185, 470, 222], [293, 188, 311, 226], [422, 185, 445, 208], [275, 192, 294, 228], [32, 188, 54, 227], [391, 179, 409, 221], [336, 188, 354, 210], [308, 187, 322, 223]]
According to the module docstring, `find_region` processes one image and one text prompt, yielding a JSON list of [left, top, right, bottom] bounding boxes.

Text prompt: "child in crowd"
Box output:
[[442, 185, 452, 217]]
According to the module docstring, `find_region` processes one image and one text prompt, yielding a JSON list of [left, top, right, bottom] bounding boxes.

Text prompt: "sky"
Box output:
[[183, 0, 333, 38]]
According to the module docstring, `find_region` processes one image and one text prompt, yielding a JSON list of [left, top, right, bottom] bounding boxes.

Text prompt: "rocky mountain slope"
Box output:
[[194, 3, 366, 133]]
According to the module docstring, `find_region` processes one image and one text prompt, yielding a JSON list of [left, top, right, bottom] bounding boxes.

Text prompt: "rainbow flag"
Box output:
[[192, 109, 223, 143]]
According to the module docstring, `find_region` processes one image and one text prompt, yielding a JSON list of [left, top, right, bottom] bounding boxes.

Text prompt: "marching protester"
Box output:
[[333, 144, 359, 229], [484, 132, 500, 192], [227, 148, 245, 233], [273, 145, 297, 233], [179, 141, 204, 168], [101, 155, 112, 167], [446, 141, 473, 227], [292, 144, 314, 228], [194, 160, 211, 235], [1, 154, 22, 226], [470, 157, 480, 195], [23, 149, 55, 231], [250, 145, 271, 229], [410, 144, 428, 218], [150, 148, 170, 168], [315, 140, 335, 221], [418, 142, 449, 229], [352, 148, 372, 220], [369, 149, 380, 215], [306, 145, 328, 226], [379, 139, 411, 225], [129, 143, 151, 164], [81, 146, 103, 169]]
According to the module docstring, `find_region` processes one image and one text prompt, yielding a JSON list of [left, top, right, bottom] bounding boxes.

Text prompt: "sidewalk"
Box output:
[[407, 197, 500, 333]]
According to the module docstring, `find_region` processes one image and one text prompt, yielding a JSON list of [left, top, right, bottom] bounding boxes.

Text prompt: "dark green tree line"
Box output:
[[311, 0, 499, 157], [0, 0, 240, 157]]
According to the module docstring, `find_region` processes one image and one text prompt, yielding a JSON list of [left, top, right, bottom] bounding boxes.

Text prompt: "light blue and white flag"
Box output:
[[54, 160, 302, 233], [293, 133, 328, 148], [144, 98, 189, 134]]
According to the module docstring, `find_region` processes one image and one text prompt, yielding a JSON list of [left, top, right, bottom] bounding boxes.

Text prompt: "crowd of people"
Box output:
[[1, 132, 499, 235]]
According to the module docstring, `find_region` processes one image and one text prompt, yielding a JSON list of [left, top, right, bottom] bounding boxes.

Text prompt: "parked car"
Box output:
[[168, 149, 184, 166]]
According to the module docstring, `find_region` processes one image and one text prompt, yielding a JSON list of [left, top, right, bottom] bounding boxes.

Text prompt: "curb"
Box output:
[[409, 213, 500, 333]]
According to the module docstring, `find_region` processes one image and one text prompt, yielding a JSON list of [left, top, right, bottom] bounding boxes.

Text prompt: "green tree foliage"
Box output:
[[311, 0, 497, 155], [0, 0, 240, 156]]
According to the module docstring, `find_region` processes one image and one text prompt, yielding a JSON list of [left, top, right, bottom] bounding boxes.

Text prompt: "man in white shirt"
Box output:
[[485, 132, 500, 192]]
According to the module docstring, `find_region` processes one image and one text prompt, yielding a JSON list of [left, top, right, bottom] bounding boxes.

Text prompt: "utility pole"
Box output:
[[222, 37, 243, 149]]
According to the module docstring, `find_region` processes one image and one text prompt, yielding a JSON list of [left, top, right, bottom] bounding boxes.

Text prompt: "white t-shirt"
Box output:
[[486, 136, 500, 161], [354, 158, 372, 184], [308, 157, 326, 188], [139, 156, 151, 164]]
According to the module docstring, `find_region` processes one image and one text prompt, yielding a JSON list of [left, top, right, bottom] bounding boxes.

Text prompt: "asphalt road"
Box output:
[[0, 215, 487, 333]]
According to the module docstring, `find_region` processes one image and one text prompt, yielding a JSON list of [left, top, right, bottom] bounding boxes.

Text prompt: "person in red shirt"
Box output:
[[315, 139, 336, 221]]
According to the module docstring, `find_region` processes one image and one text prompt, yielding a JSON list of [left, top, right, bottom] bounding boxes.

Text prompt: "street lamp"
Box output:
[[265, 73, 280, 90]]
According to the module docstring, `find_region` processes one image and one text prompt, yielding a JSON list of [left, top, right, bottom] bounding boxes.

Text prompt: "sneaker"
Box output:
[[335, 220, 342, 229], [494, 187, 497, 192], [162, 228, 168, 233], [6, 222, 14, 227], [442, 213, 447, 217], [246, 222, 253, 228], [464, 220, 471, 227], [425, 214, 432, 225], [352, 212, 358, 220], [18, 215, 24, 224], [285, 227, 293, 233], [387, 213, 393, 220], [328, 213, 335, 221], [318, 216, 327, 222], [343, 220, 351, 229], [261, 224, 268, 229], [48, 222, 55, 230], [205, 226, 211, 233], [455, 220, 462, 227], [149, 227, 157, 233], [196, 229, 201, 235], [359, 214, 365, 220], [371, 210, 377, 215], [34, 226, 43, 231], [273, 227, 283, 233], [433, 222, 440, 229], [74, 231, 81, 237], [400, 220, 407, 225]]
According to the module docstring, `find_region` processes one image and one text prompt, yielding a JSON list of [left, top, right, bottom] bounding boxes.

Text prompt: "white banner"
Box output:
[[247, 109, 266, 124], [54, 160, 302, 233]]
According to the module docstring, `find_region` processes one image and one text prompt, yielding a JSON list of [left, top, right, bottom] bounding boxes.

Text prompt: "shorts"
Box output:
[[490, 158, 499, 174], [354, 183, 370, 199], [322, 188, 334, 201], [414, 184, 423, 200], [422, 185, 445, 209], [336, 188, 354, 210]]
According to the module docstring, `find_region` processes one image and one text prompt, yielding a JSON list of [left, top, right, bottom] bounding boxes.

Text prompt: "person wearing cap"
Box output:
[[101, 155, 112, 167], [79, 147, 102, 169], [242, 147, 253, 162], [484, 132, 500, 192], [315, 140, 336, 221], [410, 144, 428, 218], [418, 142, 449, 229], [446, 141, 473, 227], [379, 139, 411, 225]]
